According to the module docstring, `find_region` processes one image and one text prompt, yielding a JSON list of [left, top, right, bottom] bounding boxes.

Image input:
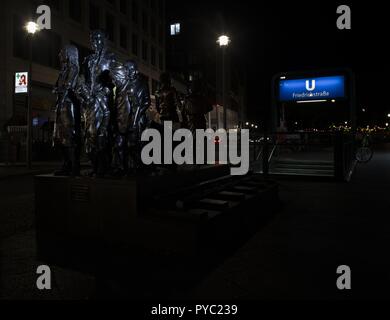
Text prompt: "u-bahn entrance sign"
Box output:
[[279, 75, 346, 102], [271, 69, 356, 131], [263, 70, 357, 180]]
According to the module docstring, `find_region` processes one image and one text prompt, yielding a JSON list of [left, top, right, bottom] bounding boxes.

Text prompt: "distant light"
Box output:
[[295, 122, 298, 125], [280, 76, 286, 80], [386, 123, 389, 127], [255, 125, 258, 129], [251, 124, 254, 128], [387, 113, 390, 118], [245, 122, 249, 126], [362, 108, 366, 112], [297, 100, 327, 104], [344, 121, 348, 125], [331, 99, 336, 103], [217, 35, 230, 47], [26, 21, 39, 34]]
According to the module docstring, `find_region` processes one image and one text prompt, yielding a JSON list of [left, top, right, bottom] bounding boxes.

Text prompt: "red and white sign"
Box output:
[[15, 72, 28, 93]]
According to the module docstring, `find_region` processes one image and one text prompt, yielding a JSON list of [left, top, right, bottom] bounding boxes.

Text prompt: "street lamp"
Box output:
[[25, 21, 39, 169], [26, 21, 39, 34], [217, 35, 230, 47], [217, 35, 230, 130]]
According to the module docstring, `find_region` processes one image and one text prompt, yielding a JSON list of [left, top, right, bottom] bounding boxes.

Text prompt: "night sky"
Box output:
[[169, 0, 390, 122]]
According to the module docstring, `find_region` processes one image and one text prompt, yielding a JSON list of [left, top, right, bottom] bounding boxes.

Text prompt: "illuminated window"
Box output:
[[170, 23, 180, 36]]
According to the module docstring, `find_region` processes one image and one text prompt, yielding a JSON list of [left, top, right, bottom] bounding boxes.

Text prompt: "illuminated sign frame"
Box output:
[[279, 75, 346, 102]]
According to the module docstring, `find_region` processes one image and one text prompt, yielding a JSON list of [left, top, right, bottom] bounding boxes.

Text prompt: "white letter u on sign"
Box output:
[[306, 80, 316, 91]]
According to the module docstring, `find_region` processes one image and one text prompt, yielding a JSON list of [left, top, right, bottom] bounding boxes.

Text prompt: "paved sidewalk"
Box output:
[[2, 146, 390, 299], [189, 144, 390, 300], [0, 162, 91, 180], [0, 163, 61, 180]]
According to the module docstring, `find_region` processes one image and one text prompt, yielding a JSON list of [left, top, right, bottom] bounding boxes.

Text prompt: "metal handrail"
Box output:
[[268, 145, 277, 163]]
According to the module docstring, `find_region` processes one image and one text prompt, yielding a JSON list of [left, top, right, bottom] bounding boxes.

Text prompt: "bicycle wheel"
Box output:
[[355, 147, 373, 163]]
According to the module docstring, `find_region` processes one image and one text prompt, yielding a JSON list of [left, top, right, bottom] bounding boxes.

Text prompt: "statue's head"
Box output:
[[159, 72, 171, 88], [90, 30, 107, 53], [59, 45, 79, 67], [124, 60, 138, 81]]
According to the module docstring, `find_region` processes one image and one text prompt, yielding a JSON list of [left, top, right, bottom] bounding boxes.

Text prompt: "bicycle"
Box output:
[[355, 133, 373, 163]]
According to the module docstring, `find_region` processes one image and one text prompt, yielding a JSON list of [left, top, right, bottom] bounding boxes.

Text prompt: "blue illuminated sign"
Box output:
[[279, 76, 345, 102]]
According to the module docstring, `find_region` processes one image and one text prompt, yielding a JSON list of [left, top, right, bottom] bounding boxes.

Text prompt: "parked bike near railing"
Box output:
[[355, 132, 373, 163]]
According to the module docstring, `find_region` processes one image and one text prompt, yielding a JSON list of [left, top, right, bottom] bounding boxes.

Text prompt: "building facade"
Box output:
[[0, 0, 166, 161], [166, 7, 247, 130]]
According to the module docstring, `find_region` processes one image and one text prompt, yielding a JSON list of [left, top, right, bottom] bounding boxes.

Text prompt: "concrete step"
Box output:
[[270, 167, 334, 176], [273, 163, 334, 170], [274, 159, 333, 166]]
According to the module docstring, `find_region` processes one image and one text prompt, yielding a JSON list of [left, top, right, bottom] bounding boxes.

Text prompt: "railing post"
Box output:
[[334, 132, 344, 181], [262, 137, 269, 178]]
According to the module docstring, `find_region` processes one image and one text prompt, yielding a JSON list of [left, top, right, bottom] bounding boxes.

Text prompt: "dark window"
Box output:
[[151, 20, 156, 39], [142, 11, 148, 32], [159, 52, 164, 70], [158, 0, 163, 17], [89, 2, 100, 30], [32, 37, 51, 67], [151, 46, 156, 66], [106, 13, 115, 42], [69, 0, 82, 23], [106, 0, 115, 6], [120, 0, 127, 14], [13, 15, 28, 60], [132, 33, 138, 55], [46, 0, 60, 11], [151, 0, 156, 12], [32, 32, 52, 68], [158, 24, 163, 45], [132, 1, 138, 23], [142, 40, 148, 61], [120, 24, 128, 49]]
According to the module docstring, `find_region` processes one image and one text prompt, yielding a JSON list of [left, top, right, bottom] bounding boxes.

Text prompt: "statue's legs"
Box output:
[[85, 97, 110, 177], [128, 114, 149, 174], [112, 133, 129, 176], [112, 94, 131, 176], [54, 101, 81, 176]]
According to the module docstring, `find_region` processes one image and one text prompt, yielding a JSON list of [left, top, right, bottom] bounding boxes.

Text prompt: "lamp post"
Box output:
[[25, 21, 39, 169], [217, 35, 230, 130]]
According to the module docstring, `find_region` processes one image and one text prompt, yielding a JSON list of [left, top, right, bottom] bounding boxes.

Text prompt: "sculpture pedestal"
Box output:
[[34, 165, 279, 273]]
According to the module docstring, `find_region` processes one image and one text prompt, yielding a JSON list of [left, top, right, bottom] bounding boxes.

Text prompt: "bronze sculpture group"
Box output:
[[53, 30, 212, 177]]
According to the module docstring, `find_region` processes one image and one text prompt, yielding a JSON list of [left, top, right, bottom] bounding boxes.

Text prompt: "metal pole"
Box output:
[[222, 46, 227, 130], [26, 35, 33, 169]]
